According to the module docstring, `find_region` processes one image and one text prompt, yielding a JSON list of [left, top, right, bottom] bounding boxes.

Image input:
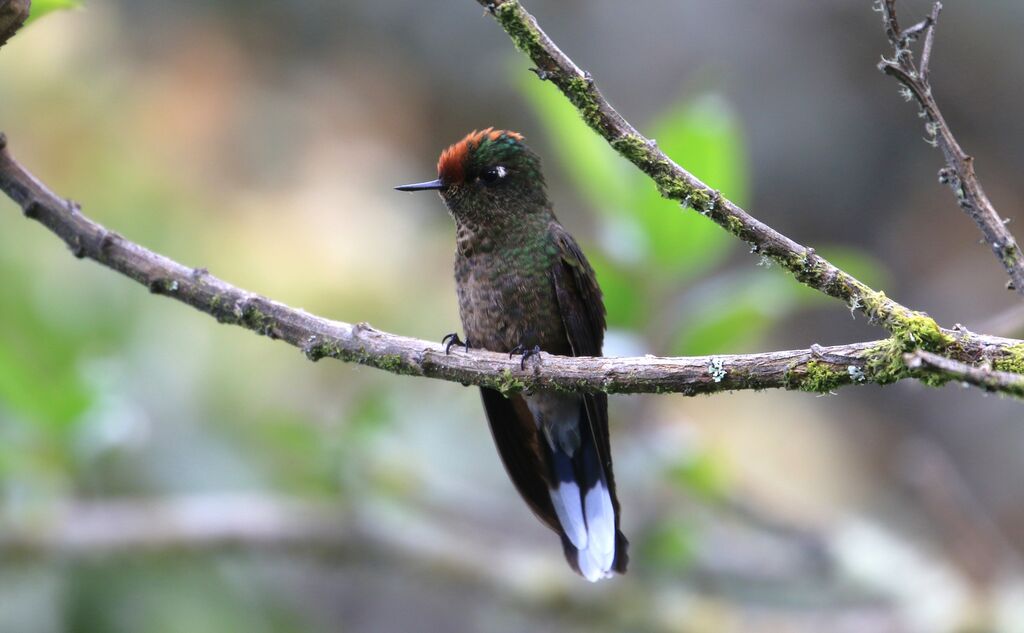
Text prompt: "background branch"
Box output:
[[2, 134, 1022, 396], [878, 1, 1024, 295]]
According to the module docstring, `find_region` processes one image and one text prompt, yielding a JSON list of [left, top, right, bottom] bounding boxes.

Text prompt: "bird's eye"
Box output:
[[479, 165, 508, 185]]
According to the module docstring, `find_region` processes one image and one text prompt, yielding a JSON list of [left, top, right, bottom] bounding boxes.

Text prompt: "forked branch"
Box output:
[[877, 1, 1024, 295]]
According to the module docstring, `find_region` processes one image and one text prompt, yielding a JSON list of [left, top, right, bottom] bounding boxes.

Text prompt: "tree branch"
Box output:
[[1, 134, 1023, 397], [475, 0, 959, 348], [877, 1, 1024, 295], [905, 349, 1024, 397]]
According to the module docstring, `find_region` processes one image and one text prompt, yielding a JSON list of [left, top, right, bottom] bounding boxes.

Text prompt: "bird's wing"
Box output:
[[547, 222, 606, 356]]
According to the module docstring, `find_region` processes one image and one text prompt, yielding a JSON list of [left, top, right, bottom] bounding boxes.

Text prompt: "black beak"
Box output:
[[394, 178, 444, 192]]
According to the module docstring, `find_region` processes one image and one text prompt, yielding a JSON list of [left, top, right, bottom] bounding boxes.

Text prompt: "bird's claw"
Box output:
[[442, 332, 471, 355], [509, 344, 542, 370]]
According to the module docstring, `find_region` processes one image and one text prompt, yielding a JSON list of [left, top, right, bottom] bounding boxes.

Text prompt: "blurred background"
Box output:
[[1, 1, 1023, 631]]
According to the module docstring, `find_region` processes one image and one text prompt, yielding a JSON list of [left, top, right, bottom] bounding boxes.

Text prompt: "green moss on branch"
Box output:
[[495, 368, 526, 396], [494, 2, 542, 60], [993, 344, 1024, 375], [610, 134, 714, 210], [785, 360, 850, 393]]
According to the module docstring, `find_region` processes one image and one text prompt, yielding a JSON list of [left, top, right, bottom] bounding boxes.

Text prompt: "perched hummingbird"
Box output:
[[396, 128, 628, 581]]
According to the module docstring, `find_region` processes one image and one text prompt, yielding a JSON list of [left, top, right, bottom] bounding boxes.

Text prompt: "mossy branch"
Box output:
[[2, 134, 1024, 397], [877, 1, 1024, 296]]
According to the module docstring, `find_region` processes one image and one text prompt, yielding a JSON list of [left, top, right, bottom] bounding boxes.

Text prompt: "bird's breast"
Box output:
[[454, 249, 565, 355]]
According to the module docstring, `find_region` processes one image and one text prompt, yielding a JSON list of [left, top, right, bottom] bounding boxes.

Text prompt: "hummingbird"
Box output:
[[396, 128, 628, 581]]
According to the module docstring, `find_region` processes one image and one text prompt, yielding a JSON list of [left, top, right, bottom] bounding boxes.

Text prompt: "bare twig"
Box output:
[[0, 0, 30, 48], [475, 0, 955, 346], [904, 349, 1024, 396], [2, 134, 1022, 396], [878, 1, 1024, 296]]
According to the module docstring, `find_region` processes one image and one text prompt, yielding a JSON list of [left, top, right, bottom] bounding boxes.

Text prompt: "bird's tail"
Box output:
[[547, 405, 628, 581]]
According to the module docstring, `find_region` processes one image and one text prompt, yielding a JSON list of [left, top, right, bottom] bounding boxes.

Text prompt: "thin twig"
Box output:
[[904, 349, 1024, 396], [2, 134, 1022, 396], [474, 0, 952, 343], [919, 12, 937, 80], [878, 1, 1024, 296]]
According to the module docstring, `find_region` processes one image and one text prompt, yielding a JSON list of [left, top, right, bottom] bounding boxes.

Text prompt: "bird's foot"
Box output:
[[441, 332, 471, 355], [509, 344, 543, 370]]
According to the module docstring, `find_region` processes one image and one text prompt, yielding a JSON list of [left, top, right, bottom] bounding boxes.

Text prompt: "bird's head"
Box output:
[[396, 128, 549, 226]]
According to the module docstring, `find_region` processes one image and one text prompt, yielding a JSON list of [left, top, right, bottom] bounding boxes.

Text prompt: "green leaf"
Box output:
[[26, 0, 81, 24], [631, 94, 749, 280]]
